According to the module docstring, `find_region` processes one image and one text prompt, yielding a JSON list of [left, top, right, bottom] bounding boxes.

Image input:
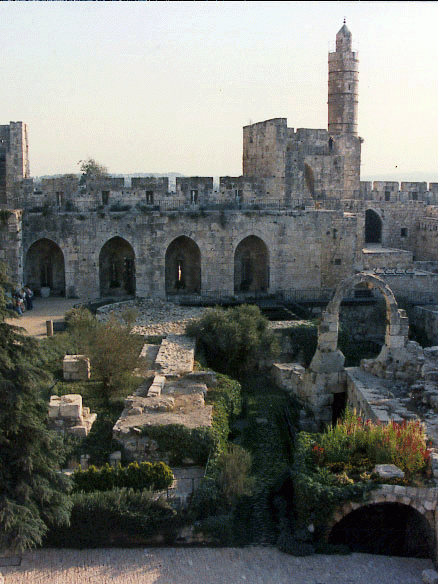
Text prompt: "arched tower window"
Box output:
[[234, 236, 269, 293], [165, 236, 201, 295], [99, 237, 136, 297], [365, 209, 382, 244]]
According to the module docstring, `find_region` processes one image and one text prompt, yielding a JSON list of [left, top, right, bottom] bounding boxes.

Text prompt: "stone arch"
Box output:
[[365, 209, 382, 244], [99, 236, 136, 297], [327, 500, 434, 558], [25, 238, 66, 295], [310, 273, 408, 372], [234, 235, 269, 293], [165, 235, 201, 295]]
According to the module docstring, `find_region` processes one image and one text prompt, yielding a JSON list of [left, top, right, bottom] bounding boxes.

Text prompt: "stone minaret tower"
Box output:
[[328, 20, 359, 136]]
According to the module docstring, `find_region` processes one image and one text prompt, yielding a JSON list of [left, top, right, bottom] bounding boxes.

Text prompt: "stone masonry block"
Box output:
[[59, 394, 82, 419], [48, 395, 61, 418]]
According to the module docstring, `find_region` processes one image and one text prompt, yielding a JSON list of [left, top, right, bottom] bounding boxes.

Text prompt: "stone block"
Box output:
[[384, 334, 406, 349], [59, 394, 82, 419], [374, 464, 405, 480], [422, 569, 438, 584], [63, 354, 91, 381], [48, 395, 61, 418], [68, 425, 88, 438]]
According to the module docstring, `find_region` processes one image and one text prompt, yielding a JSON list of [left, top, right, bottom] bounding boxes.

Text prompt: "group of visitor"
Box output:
[[6, 285, 34, 316]]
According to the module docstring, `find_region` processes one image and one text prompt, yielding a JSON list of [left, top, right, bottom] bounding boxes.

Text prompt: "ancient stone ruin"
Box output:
[[113, 334, 216, 464], [48, 394, 97, 438]]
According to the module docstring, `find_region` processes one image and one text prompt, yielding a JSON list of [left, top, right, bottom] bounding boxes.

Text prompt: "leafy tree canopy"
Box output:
[[186, 304, 279, 378], [79, 158, 108, 182]]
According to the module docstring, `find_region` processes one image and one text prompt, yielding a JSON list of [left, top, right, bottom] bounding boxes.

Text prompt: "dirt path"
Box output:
[[1, 547, 434, 584], [5, 296, 79, 337]]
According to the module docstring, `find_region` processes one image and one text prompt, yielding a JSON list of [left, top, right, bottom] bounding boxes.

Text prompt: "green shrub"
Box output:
[[291, 431, 378, 540], [189, 478, 223, 519], [193, 514, 234, 545], [65, 309, 144, 400], [44, 487, 175, 548], [186, 304, 279, 378], [144, 424, 217, 465], [217, 444, 255, 507], [73, 461, 173, 492]]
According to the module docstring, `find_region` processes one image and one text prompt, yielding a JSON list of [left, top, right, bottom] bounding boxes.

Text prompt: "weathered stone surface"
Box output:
[[423, 569, 438, 584], [63, 355, 91, 382], [374, 464, 405, 480]]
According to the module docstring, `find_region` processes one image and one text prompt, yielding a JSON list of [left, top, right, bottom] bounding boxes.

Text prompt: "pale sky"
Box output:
[[1, 1, 438, 182]]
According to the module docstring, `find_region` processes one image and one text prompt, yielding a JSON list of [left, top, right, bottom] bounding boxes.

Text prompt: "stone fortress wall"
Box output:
[[2, 23, 438, 305]]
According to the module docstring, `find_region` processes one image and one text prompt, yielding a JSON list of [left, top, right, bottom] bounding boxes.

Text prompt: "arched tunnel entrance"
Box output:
[[328, 503, 434, 558]]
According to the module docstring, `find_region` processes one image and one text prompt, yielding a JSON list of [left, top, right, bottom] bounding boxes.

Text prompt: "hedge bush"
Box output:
[[44, 487, 176, 548], [73, 461, 173, 493]]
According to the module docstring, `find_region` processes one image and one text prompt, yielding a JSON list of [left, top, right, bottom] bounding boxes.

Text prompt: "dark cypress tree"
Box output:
[[0, 263, 72, 552]]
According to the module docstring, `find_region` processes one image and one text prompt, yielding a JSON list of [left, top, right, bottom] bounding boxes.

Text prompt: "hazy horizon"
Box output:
[[2, 1, 438, 183]]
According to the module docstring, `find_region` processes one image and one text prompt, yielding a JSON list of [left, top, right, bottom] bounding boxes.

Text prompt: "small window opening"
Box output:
[[190, 189, 198, 204], [146, 190, 154, 205], [401, 227, 408, 237], [385, 191, 390, 202], [102, 191, 110, 206]]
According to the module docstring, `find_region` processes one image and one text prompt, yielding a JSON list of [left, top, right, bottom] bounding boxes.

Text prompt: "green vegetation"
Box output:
[[285, 320, 380, 368], [142, 374, 242, 465], [0, 262, 72, 553], [191, 372, 293, 546], [279, 409, 432, 555], [312, 409, 430, 480], [65, 306, 144, 401], [186, 304, 279, 378], [44, 488, 176, 548], [73, 461, 173, 493]]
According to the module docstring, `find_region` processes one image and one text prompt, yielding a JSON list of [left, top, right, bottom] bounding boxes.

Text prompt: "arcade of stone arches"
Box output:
[[24, 234, 270, 298]]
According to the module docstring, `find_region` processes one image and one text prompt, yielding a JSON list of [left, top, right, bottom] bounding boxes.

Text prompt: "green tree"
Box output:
[[186, 304, 279, 378], [0, 262, 72, 553], [79, 157, 108, 177], [79, 158, 108, 185], [66, 308, 144, 401]]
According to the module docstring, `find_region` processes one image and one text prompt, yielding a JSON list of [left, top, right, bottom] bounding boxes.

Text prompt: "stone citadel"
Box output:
[[2, 23, 438, 306]]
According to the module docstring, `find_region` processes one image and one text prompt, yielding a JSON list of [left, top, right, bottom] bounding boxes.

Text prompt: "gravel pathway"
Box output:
[[1, 547, 433, 584]]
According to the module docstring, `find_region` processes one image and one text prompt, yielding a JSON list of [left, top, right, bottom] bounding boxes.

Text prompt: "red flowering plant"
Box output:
[[312, 409, 431, 482]]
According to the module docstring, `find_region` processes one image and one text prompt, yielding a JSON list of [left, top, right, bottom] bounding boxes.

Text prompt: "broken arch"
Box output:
[[234, 235, 269, 293], [25, 238, 66, 295], [310, 273, 407, 370], [99, 237, 136, 297], [165, 236, 201, 295]]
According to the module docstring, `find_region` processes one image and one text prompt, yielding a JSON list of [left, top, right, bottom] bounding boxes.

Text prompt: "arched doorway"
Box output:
[[165, 236, 201, 295], [234, 236, 269, 293], [25, 238, 66, 295], [99, 237, 135, 297], [365, 209, 382, 244], [329, 503, 434, 558]]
